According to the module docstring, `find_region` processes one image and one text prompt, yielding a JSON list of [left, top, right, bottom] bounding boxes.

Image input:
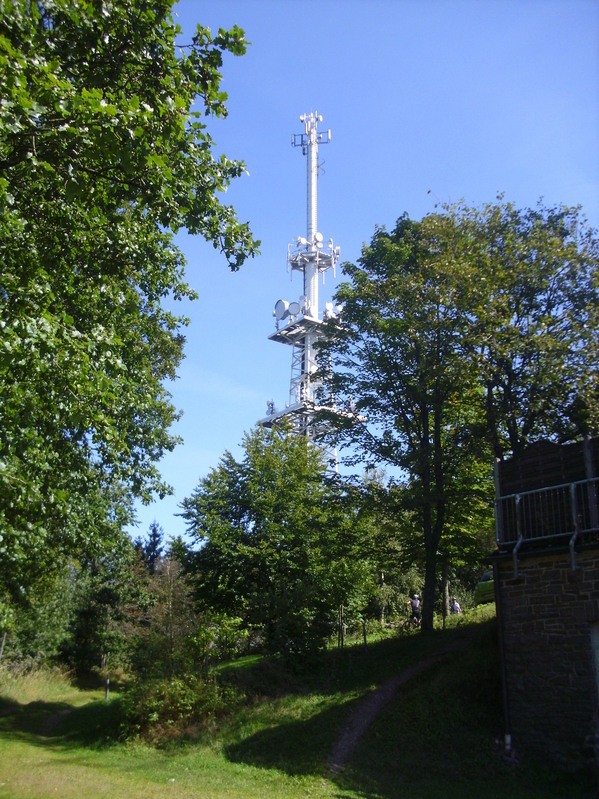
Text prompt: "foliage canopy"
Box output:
[[316, 198, 598, 627], [181, 424, 374, 657], [0, 0, 258, 602]]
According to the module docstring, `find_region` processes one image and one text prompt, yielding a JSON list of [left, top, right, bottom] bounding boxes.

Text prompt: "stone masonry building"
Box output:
[[492, 437, 599, 771]]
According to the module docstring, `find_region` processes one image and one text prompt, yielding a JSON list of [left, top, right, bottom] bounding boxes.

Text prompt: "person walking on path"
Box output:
[[408, 593, 421, 624]]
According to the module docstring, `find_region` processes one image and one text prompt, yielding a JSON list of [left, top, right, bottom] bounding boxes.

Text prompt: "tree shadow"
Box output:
[[221, 624, 499, 799], [218, 629, 446, 701], [0, 695, 122, 749], [223, 695, 395, 799], [225, 701, 341, 776]]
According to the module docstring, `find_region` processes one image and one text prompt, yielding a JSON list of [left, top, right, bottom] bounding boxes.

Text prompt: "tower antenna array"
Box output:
[[260, 112, 340, 437]]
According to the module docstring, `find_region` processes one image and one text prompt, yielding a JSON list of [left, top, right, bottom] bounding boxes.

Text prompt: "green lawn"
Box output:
[[1, 609, 596, 799]]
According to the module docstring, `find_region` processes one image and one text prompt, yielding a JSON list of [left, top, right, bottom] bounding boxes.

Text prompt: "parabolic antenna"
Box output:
[[274, 299, 290, 321], [288, 301, 301, 316]]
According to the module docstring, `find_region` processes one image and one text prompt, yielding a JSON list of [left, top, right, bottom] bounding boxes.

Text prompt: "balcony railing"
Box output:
[[495, 477, 599, 572]]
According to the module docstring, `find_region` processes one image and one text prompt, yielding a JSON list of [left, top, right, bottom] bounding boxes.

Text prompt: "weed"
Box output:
[[0, 663, 77, 704]]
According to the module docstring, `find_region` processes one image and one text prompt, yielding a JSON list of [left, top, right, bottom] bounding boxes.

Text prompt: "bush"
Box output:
[[120, 673, 241, 741], [209, 615, 251, 661]]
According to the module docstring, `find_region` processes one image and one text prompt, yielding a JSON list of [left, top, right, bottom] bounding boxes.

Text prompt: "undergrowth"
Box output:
[[1, 606, 596, 799], [119, 673, 244, 743], [0, 662, 77, 704]]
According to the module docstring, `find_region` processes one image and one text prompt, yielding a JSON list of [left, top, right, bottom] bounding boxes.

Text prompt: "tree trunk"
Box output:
[[422, 551, 437, 632], [441, 560, 450, 628]]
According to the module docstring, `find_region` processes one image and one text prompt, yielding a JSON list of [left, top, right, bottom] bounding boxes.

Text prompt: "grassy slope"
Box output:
[[0, 609, 596, 799]]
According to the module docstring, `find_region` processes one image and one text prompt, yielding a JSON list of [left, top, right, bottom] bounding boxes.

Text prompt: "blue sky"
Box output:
[[129, 0, 599, 544]]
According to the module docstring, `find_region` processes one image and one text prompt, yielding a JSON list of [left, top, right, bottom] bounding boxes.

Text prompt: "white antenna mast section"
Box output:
[[293, 112, 331, 318], [261, 112, 340, 437]]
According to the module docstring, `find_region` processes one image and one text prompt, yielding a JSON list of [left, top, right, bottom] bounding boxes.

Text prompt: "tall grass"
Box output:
[[0, 663, 80, 704]]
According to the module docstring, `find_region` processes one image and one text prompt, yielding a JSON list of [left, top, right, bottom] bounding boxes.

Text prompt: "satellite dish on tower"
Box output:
[[274, 299, 290, 321]]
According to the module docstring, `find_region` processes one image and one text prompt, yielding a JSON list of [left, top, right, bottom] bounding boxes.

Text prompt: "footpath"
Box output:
[[327, 630, 474, 774]]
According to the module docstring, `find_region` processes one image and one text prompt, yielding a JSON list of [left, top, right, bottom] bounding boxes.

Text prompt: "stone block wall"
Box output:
[[495, 547, 599, 770]]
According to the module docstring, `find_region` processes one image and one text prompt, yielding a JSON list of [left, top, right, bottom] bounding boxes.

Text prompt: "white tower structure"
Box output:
[[261, 112, 340, 437]]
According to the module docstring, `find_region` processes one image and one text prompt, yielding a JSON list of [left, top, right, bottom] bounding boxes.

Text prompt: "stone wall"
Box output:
[[495, 547, 599, 770]]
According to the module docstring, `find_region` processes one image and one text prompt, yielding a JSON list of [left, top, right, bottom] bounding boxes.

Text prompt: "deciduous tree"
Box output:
[[0, 0, 258, 601], [181, 424, 373, 658], [316, 200, 598, 630], [442, 199, 599, 457]]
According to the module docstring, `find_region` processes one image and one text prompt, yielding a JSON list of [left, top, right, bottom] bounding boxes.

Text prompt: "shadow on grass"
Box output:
[[0, 695, 122, 749], [222, 651, 483, 799], [224, 698, 353, 777], [223, 622, 598, 799], [225, 700, 598, 799], [219, 626, 462, 701]]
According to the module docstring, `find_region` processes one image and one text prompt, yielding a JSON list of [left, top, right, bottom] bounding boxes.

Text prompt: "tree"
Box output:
[[66, 545, 202, 681], [181, 424, 373, 658], [315, 214, 495, 630], [0, 0, 258, 602], [352, 474, 425, 626], [441, 199, 599, 457], [316, 200, 599, 630], [135, 521, 165, 572], [130, 557, 211, 679], [1, 565, 78, 666]]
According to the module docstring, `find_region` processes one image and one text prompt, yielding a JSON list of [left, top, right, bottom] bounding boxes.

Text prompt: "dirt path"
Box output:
[[327, 632, 473, 774], [42, 706, 74, 737]]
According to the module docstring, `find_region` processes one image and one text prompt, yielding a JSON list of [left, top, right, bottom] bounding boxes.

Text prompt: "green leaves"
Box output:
[[316, 198, 598, 628], [181, 425, 374, 658], [0, 0, 258, 602], [440, 198, 599, 455]]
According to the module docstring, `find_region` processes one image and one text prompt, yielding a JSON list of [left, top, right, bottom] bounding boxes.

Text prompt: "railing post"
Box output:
[[569, 482, 580, 571], [494, 458, 504, 546], [584, 436, 599, 530], [513, 494, 523, 577]]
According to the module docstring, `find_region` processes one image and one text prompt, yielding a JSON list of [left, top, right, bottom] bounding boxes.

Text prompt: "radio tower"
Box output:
[[261, 111, 340, 438]]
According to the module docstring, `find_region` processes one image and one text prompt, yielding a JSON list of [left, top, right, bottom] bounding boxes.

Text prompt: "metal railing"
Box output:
[[496, 477, 599, 566]]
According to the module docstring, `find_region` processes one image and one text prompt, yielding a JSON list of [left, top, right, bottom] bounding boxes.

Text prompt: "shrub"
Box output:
[[120, 673, 241, 741]]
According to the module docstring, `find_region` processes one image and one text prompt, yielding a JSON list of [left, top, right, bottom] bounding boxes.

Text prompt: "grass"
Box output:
[[0, 608, 596, 799]]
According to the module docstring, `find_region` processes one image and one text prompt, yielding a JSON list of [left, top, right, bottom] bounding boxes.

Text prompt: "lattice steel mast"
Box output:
[[261, 112, 340, 437]]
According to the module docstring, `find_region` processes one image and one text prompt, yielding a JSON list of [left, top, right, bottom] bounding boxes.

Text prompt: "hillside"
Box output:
[[0, 610, 596, 799]]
